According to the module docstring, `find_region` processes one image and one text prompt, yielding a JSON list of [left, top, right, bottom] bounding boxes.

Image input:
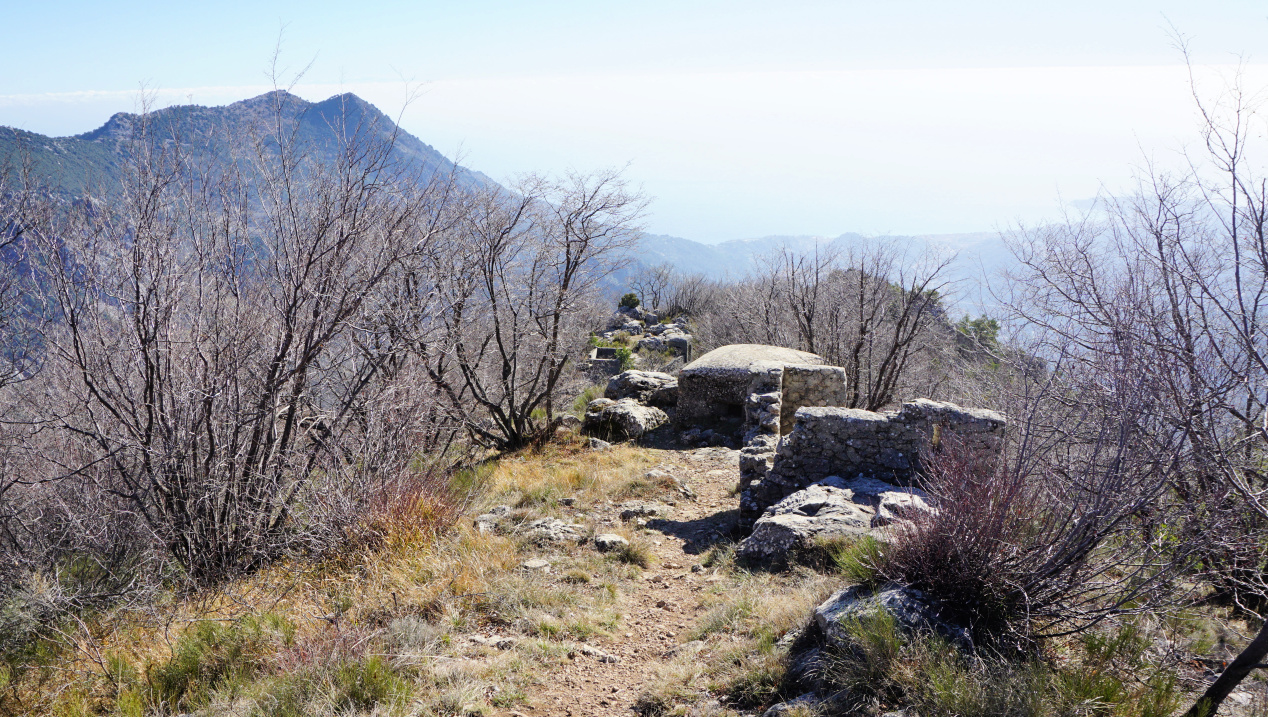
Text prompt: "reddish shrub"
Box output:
[[877, 434, 1186, 648]]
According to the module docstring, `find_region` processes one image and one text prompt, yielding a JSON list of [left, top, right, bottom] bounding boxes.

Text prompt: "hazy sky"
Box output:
[[3, 1, 1267, 242]]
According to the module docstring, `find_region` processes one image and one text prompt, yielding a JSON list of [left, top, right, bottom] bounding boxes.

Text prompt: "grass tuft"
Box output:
[[613, 540, 654, 568]]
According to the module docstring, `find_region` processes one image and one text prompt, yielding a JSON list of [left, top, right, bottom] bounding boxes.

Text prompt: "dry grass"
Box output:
[[635, 567, 839, 715], [3, 441, 663, 716]]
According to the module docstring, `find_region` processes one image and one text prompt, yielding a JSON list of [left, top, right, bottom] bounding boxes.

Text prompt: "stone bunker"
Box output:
[[584, 342, 1007, 546], [676, 344, 844, 431]]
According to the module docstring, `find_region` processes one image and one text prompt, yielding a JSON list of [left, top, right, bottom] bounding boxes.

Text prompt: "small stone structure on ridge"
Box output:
[[740, 399, 1006, 517], [580, 342, 1007, 552], [675, 344, 846, 433]]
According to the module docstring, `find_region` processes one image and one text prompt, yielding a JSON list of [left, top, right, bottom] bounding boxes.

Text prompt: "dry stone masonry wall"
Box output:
[[584, 345, 1004, 536], [742, 399, 1006, 516], [779, 364, 849, 433]]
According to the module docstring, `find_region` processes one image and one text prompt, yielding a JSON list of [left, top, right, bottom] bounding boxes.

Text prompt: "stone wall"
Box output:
[[779, 364, 848, 434], [743, 399, 1006, 516], [736, 363, 849, 514], [677, 366, 757, 427]]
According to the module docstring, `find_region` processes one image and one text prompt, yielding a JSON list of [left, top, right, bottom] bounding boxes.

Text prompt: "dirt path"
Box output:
[[510, 446, 743, 717]]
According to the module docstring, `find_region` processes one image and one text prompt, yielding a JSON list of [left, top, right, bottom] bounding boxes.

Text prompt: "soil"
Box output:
[[508, 444, 746, 717]]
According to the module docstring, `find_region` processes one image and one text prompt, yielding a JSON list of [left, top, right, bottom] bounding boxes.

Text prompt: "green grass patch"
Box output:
[[145, 613, 294, 712]]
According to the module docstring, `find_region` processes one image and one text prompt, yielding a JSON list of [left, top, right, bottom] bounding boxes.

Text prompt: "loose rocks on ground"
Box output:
[[619, 501, 670, 521], [518, 518, 585, 543]]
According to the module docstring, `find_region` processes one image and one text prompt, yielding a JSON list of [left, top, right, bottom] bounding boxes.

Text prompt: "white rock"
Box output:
[[521, 558, 552, 572], [737, 484, 874, 561], [584, 398, 669, 441], [518, 518, 584, 543], [594, 533, 630, 551]]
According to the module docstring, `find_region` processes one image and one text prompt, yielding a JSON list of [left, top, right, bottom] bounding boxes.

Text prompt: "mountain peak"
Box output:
[[2, 91, 498, 196], [230, 89, 309, 112]]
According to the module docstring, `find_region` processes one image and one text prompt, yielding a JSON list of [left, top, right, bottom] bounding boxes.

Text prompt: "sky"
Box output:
[[3, 1, 1268, 242]]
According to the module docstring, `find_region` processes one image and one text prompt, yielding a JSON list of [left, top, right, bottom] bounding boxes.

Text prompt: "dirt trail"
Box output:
[[511, 446, 743, 717]]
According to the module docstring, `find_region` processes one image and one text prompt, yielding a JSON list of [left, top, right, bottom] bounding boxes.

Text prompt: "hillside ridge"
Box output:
[[0, 90, 497, 194]]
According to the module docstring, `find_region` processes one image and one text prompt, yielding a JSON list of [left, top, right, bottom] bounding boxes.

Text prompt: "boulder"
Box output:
[[665, 334, 692, 353], [736, 476, 932, 561], [619, 500, 670, 520], [517, 518, 585, 543], [605, 370, 677, 402], [636, 335, 667, 352], [638, 327, 692, 356], [737, 484, 874, 561], [646, 383, 679, 407], [574, 644, 620, 663], [594, 533, 630, 552], [819, 475, 933, 526], [473, 505, 513, 534], [784, 646, 826, 688], [762, 692, 822, 717], [587, 397, 616, 412], [521, 558, 552, 572], [469, 634, 518, 650], [583, 398, 669, 441], [813, 584, 971, 649], [617, 304, 646, 320]]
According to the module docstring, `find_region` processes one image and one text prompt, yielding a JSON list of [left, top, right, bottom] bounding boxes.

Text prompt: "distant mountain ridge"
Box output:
[[634, 230, 1010, 296], [2, 91, 1005, 308], [0, 90, 496, 195]]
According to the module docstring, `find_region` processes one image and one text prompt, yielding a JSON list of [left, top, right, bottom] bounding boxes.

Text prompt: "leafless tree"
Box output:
[[0, 158, 39, 388], [996, 48, 1268, 715], [662, 270, 717, 318], [694, 239, 956, 410], [421, 170, 646, 449], [628, 261, 677, 313], [16, 90, 457, 584]]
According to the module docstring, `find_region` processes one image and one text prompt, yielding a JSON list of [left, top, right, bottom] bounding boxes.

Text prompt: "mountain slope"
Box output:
[[0, 90, 496, 194]]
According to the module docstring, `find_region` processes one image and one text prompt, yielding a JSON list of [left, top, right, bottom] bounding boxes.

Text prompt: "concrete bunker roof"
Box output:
[[681, 344, 825, 373]]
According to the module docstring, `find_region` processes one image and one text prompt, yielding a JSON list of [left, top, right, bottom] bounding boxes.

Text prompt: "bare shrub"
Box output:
[[991, 47, 1268, 713], [879, 407, 1193, 649], [9, 91, 459, 585], [628, 262, 676, 313]]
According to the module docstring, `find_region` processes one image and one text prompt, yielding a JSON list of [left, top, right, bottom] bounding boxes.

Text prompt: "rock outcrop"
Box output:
[[618, 500, 670, 521], [593, 533, 629, 551], [596, 310, 694, 361], [736, 476, 932, 561], [583, 398, 669, 441], [813, 584, 971, 649], [767, 584, 971, 717], [518, 518, 586, 543], [605, 370, 678, 406]]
